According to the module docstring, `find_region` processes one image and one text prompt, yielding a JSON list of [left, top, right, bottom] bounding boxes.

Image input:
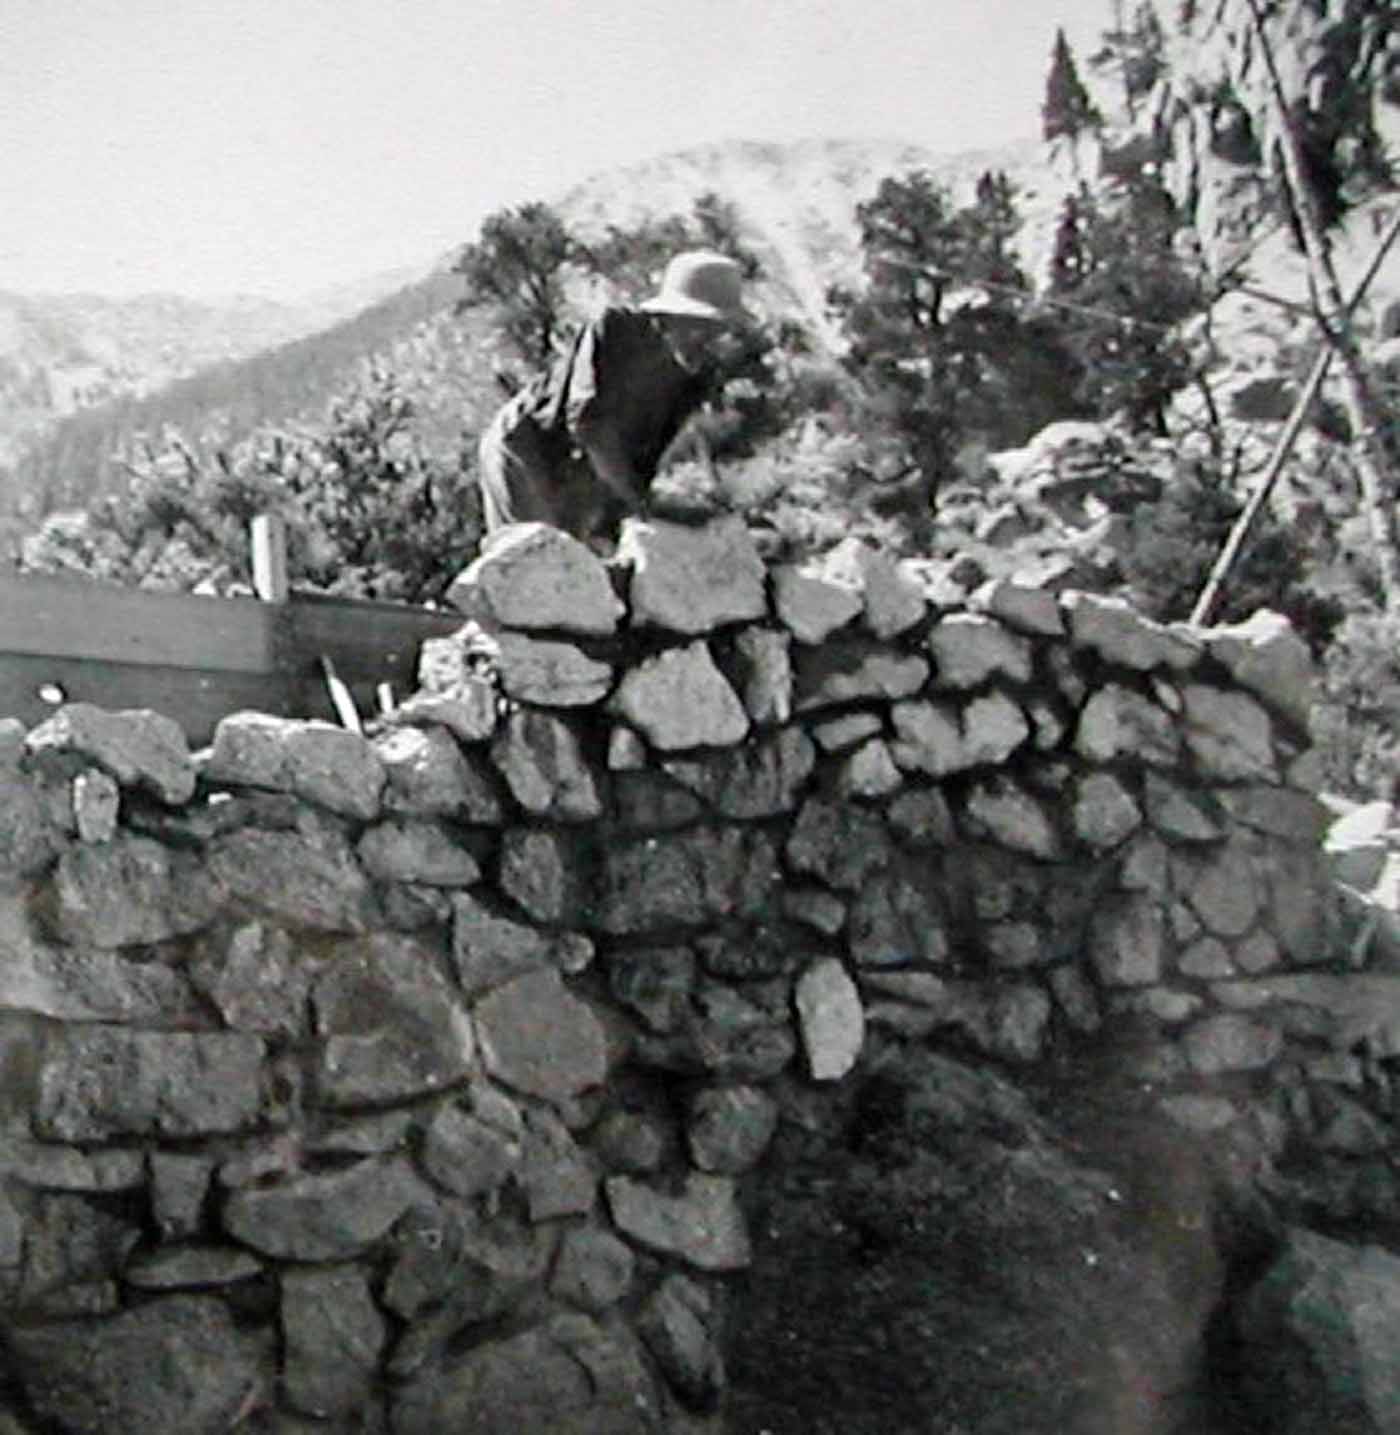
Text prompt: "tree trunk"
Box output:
[[1246, 0, 1400, 610]]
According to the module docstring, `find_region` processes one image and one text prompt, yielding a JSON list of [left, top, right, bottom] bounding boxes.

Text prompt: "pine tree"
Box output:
[[452, 202, 576, 369], [829, 169, 1077, 507], [1047, 178, 1204, 435], [1042, 28, 1103, 146]]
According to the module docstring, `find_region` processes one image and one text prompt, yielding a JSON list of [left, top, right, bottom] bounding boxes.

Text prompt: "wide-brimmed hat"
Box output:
[[640, 250, 750, 323]]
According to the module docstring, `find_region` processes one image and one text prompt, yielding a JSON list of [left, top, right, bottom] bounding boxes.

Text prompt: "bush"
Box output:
[[1312, 611, 1400, 800]]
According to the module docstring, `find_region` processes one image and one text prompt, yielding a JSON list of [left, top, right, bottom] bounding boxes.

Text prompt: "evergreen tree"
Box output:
[[1042, 28, 1104, 146], [453, 202, 576, 370], [1047, 178, 1204, 435], [829, 170, 1078, 517], [23, 366, 481, 603]]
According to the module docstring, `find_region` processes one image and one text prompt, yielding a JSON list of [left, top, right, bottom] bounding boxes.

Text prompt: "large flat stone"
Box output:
[[447, 523, 625, 634], [606, 1171, 751, 1271], [35, 1027, 266, 1141], [205, 713, 385, 819], [610, 641, 750, 751], [208, 820, 376, 933], [618, 515, 767, 634], [222, 1155, 429, 1260], [473, 968, 608, 1104], [8, 1296, 261, 1435], [25, 702, 195, 805], [0, 897, 197, 1021], [311, 935, 475, 1107], [52, 833, 221, 948], [493, 633, 614, 706]]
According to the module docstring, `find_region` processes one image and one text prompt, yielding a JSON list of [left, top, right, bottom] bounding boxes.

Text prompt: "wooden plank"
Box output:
[[284, 595, 463, 689], [0, 574, 277, 673], [0, 654, 295, 748], [250, 514, 289, 603]]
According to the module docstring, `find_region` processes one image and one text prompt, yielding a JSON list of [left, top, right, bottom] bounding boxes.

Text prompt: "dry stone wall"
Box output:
[[0, 515, 1385, 1433]]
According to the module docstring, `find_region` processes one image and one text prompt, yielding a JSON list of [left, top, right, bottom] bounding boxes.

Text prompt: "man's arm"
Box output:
[[566, 310, 650, 508]]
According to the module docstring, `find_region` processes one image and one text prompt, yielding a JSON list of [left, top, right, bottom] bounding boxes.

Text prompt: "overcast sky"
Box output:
[[1, 0, 1115, 301]]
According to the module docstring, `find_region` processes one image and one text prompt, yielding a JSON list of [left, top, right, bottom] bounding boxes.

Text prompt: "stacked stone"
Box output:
[[0, 514, 1381, 1434]]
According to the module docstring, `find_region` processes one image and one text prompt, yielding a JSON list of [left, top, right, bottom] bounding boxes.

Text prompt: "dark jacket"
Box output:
[[478, 307, 712, 539]]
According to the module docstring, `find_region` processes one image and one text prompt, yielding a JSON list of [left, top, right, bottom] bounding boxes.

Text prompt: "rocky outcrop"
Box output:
[[0, 515, 1381, 1433]]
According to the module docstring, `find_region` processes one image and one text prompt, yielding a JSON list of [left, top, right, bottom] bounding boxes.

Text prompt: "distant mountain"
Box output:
[[0, 262, 431, 472], [3, 133, 1089, 519]]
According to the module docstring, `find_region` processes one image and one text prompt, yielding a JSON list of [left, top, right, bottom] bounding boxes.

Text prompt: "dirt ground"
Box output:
[[722, 1041, 1281, 1435]]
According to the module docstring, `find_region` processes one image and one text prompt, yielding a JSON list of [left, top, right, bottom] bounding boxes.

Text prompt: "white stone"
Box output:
[[890, 692, 1029, 776], [1074, 685, 1180, 767], [733, 627, 792, 724], [607, 726, 648, 771], [961, 693, 1032, 767], [492, 633, 613, 706], [890, 700, 964, 776], [773, 566, 862, 643], [611, 642, 750, 751], [1182, 685, 1277, 782], [1063, 592, 1201, 671], [1203, 609, 1315, 730], [73, 769, 119, 843], [26, 702, 195, 805], [928, 614, 1033, 688], [795, 958, 865, 1081], [838, 740, 903, 799], [618, 516, 767, 634], [971, 578, 1065, 636], [446, 523, 625, 634], [963, 780, 1061, 859], [1072, 772, 1142, 849], [811, 538, 927, 638]]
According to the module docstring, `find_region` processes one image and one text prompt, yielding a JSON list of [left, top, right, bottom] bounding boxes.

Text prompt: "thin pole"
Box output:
[[1190, 203, 1400, 626]]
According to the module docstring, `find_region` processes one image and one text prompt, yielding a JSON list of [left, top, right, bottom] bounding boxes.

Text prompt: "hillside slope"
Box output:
[[4, 134, 1076, 516], [0, 263, 429, 473]]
